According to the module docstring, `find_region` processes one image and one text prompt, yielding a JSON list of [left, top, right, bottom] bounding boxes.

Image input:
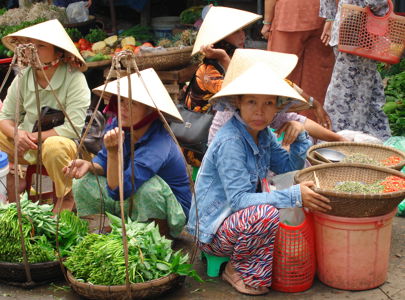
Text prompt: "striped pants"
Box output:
[[199, 205, 280, 288]]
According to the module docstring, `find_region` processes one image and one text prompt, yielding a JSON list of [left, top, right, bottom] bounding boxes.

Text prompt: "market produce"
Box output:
[[380, 58, 405, 136], [119, 24, 154, 42], [342, 153, 381, 166], [0, 3, 67, 27], [66, 28, 83, 42], [157, 29, 197, 48], [334, 175, 405, 194], [84, 28, 108, 44], [0, 197, 88, 263], [65, 213, 202, 285], [179, 6, 203, 24], [334, 181, 384, 194]]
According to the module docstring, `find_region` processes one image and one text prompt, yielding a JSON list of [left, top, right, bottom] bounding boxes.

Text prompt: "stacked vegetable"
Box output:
[[64, 213, 202, 285], [0, 197, 88, 263]]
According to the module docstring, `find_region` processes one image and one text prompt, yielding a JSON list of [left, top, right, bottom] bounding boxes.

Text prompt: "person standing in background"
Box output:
[[319, 0, 391, 141], [261, 0, 335, 123]]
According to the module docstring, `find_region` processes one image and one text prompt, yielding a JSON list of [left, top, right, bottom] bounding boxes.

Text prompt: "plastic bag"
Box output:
[[279, 207, 305, 226], [66, 1, 89, 24], [336, 130, 383, 144]]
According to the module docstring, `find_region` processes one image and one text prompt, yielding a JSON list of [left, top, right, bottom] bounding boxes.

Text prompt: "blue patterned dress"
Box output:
[[320, 0, 391, 140]]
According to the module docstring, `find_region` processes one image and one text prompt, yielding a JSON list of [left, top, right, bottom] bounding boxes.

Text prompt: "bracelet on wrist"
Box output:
[[308, 96, 314, 108], [262, 20, 272, 25], [326, 18, 334, 22]]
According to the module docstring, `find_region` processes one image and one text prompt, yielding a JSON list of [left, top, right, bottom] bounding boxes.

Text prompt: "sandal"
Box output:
[[222, 262, 269, 295]]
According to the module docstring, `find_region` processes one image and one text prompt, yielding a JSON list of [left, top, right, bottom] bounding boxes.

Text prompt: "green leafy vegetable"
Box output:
[[64, 214, 202, 284], [65, 27, 82, 42], [119, 24, 154, 42], [0, 196, 88, 263], [84, 28, 107, 43]]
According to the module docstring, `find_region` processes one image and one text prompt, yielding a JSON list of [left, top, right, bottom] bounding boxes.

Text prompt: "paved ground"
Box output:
[[0, 216, 404, 300]]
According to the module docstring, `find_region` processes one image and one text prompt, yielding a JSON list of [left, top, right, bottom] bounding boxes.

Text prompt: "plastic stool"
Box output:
[[201, 251, 230, 277]]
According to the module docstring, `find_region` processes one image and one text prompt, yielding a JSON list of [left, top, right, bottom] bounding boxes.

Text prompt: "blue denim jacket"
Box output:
[[186, 116, 312, 243]]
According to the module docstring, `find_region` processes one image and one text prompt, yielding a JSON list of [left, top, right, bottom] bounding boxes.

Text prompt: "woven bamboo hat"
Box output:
[[192, 6, 261, 55], [211, 49, 309, 112], [2, 19, 87, 72], [93, 68, 183, 122]]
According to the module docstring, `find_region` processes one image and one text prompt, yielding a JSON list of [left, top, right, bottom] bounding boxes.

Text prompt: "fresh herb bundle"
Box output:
[[0, 197, 88, 263], [64, 213, 202, 285]]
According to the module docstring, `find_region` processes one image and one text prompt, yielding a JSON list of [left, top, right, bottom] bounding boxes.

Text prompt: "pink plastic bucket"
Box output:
[[313, 209, 396, 290]]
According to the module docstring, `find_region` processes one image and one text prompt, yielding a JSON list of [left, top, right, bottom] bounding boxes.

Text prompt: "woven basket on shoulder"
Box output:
[[294, 163, 405, 217], [307, 142, 405, 170], [67, 270, 184, 300], [122, 46, 193, 71], [0, 261, 63, 288]]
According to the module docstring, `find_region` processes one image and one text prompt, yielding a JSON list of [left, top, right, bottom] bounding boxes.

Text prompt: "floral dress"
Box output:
[[320, 0, 391, 141]]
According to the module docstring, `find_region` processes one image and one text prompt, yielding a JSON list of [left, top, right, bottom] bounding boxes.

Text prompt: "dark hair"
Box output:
[[213, 40, 237, 57]]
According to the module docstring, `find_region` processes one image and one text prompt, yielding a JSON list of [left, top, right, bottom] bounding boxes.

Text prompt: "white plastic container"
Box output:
[[0, 151, 9, 204], [151, 16, 180, 39]]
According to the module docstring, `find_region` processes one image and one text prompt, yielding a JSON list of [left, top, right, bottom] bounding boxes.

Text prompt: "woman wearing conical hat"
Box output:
[[181, 6, 260, 167], [63, 69, 192, 238], [187, 49, 331, 295], [0, 19, 90, 212]]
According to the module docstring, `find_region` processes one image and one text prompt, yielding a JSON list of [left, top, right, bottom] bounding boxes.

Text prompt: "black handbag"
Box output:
[[32, 106, 65, 132], [170, 105, 214, 155], [81, 109, 106, 154]]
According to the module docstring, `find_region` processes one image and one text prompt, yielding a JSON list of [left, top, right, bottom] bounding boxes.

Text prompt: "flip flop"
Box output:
[[222, 263, 269, 295]]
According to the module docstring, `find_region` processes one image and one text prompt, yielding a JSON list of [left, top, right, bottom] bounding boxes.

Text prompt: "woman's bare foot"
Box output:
[[222, 262, 269, 295]]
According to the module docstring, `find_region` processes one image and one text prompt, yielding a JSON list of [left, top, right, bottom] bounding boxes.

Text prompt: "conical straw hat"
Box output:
[[211, 49, 309, 112], [93, 68, 183, 123], [192, 6, 261, 55], [2, 19, 87, 72]]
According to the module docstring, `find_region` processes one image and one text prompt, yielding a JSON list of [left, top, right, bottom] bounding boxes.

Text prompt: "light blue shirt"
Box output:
[[186, 115, 312, 243]]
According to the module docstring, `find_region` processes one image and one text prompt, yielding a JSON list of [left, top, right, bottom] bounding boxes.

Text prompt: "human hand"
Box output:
[[313, 101, 332, 129], [321, 20, 333, 46], [85, 0, 92, 8], [300, 181, 332, 213], [261, 24, 271, 40], [17, 130, 37, 155], [104, 127, 124, 152], [200, 44, 228, 61], [63, 159, 91, 179], [275, 121, 304, 147]]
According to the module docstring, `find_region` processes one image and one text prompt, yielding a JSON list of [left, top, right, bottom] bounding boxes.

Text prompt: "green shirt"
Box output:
[[0, 63, 90, 139]]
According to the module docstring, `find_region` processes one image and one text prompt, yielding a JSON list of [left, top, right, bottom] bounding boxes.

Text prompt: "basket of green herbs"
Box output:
[[0, 196, 88, 287], [295, 163, 405, 217], [65, 213, 202, 300], [307, 142, 405, 170]]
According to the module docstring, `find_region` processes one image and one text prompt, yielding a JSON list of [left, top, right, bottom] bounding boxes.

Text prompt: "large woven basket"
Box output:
[[122, 46, 193, 71], [67, 270, 185, 300], [307, 142, 405, 170], [294, 163, 405, 217], [0, 260, 63, 288]]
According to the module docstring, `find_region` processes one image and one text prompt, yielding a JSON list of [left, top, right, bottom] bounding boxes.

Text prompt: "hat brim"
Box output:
[[211, 64, 309, 113], [192, 6, 261, 55], [93, 68, 183, 123], [1, 19, 87, 72]]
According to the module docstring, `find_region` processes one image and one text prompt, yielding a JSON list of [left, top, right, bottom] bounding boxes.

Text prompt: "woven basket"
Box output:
[[307, 142, 405, 170], [67, 270, 185, 300], [0, 260, 63, 288], [294, 163, 405, 217], [122, 46, 193, 71]]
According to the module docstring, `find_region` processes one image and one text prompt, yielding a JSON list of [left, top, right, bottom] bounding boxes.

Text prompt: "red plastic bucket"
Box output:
[[313, 209, 396, 290], [272, 211, 316, 292]]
